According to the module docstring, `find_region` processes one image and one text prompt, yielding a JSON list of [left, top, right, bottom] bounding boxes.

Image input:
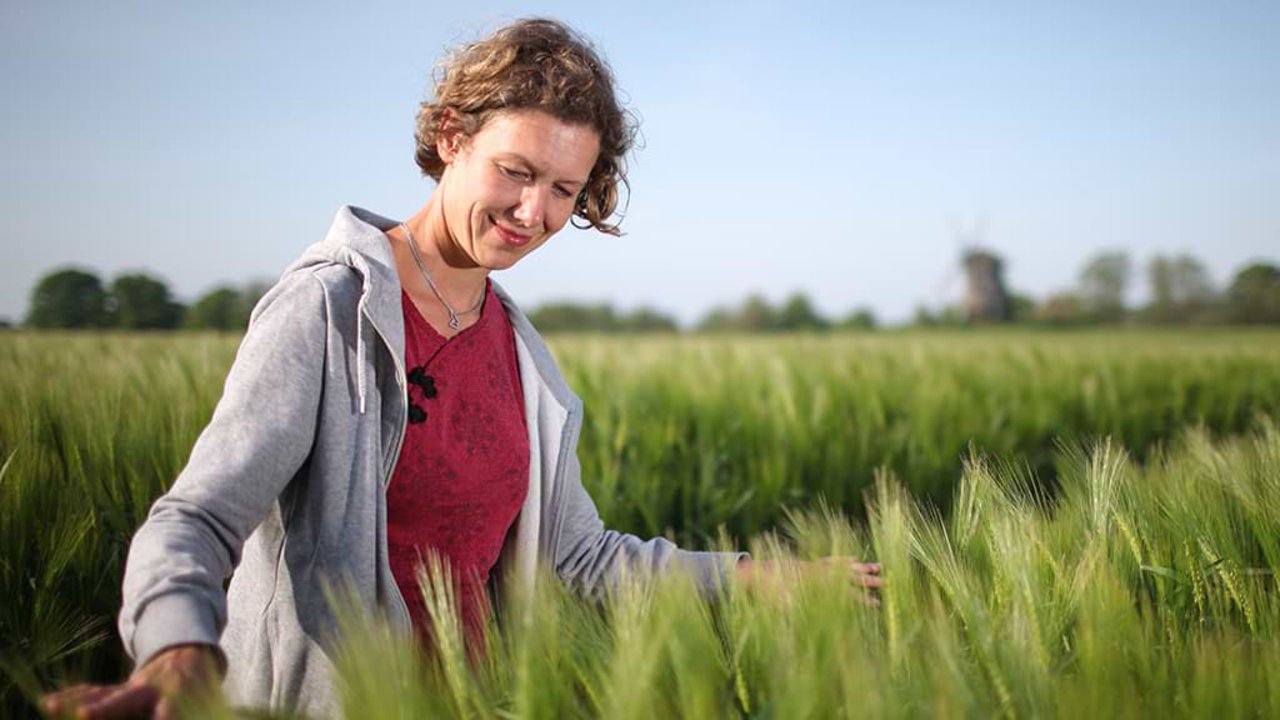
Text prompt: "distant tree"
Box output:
[[527, 302, 677, 333], [838, 307, 877, 330], [1078, 251, 1131, 322], [912, 305, 938, 327], [912, 304, 966, 327], [1036, 292, 1085, 326], [1145, 254, 1217, 323], [697, 294, 839, 332], [1176, 256, 1220, 322], [1008, 292, 1038, 324], [528, 302, 617, 332], [186, 286, 246, 330], [1225, 263, 1280, 324], [109, 273, 184, 329], [620, 307, 678, 333], [695, 295, 782, 332], [0, 318, 13, 329], [26, 267, 109, 328], [239, 279, 272, 318], [696, 307, 734, 332], [778, 293, 828, 330], [737, 294, 781, 331]]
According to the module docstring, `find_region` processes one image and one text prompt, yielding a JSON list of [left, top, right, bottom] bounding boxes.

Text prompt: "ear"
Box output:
[[436, 108, 466, 164]]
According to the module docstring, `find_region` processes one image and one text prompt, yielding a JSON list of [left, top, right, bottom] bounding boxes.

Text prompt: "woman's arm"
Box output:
[[119, 269, 330, 667], [552, 448, 748, 599], [551, 440, 882, 603], [42, 269, 332, 718]]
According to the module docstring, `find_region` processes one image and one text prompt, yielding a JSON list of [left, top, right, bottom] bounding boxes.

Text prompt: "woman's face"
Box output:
[[437, 109, 601, 271]]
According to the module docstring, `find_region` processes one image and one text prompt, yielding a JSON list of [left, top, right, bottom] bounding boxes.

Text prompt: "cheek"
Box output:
[[480, 176, 521, 209], [458, 173, 507, 213], [544, 204, 575, 234]]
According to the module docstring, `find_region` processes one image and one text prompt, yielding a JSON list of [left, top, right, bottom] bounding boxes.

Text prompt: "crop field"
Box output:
[[3, 330, 1280, 717]]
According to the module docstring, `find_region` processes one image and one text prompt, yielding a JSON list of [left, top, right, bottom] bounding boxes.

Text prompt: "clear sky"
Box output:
[[3, 0, 1277, 326]]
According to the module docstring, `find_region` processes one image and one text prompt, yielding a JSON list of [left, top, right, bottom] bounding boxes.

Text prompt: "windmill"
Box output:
[[961, 248, 1012, 323], [925, 217, 1012, 324]]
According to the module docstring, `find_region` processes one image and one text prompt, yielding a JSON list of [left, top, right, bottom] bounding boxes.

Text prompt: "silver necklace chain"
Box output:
[[400, 223, 484, 331]]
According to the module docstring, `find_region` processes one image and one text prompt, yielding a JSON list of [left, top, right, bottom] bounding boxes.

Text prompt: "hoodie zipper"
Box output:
[[363, 309, 412, 626], [547, 403, 582, 564]]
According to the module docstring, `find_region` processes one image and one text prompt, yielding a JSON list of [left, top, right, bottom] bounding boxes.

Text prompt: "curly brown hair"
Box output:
[[414, 18, 636, 236]]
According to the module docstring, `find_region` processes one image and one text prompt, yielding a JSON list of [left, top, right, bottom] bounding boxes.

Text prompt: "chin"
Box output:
[[479, 249, 523, 272]]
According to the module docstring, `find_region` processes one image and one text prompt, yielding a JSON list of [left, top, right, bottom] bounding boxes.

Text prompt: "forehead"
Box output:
[[470, 109, 600, 180]]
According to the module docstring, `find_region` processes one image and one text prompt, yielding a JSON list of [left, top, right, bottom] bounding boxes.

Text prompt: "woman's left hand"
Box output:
[[735, 557, 882, 605]]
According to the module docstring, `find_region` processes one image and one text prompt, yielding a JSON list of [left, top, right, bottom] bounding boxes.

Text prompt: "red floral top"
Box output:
[[386, 281, 529, 651]]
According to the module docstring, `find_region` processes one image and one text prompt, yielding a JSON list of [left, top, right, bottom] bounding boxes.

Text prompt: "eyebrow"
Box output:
[[500, 153, 588, 187]]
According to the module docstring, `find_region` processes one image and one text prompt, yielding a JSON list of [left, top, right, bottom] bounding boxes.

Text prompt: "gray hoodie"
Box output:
[[117, 206, 744, 717]]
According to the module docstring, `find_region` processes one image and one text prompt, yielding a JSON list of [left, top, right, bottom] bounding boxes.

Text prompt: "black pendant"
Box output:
[[408, 365, 438, 399], [408, 402, 427, 424]]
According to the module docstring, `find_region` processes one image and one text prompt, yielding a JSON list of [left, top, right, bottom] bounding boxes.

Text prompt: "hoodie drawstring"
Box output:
[[345, 251, 372, 415], [356, 301, 368, 415]]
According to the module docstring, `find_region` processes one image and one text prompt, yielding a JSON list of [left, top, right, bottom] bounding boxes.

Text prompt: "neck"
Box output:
[[399, 193, 490, 307]]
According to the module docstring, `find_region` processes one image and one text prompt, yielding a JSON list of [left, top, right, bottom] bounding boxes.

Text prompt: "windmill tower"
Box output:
[[961, 248, 1012, 323], [952, 218, 1011, 323], [921, 218, 1013, 324]]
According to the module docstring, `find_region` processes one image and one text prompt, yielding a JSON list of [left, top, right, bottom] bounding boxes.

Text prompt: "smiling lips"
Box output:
[[493, 222, 535, 247]]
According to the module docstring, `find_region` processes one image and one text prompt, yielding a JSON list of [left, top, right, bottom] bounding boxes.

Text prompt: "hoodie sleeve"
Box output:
[[118, 270, 329, 670], [553, 446, 748, 601]]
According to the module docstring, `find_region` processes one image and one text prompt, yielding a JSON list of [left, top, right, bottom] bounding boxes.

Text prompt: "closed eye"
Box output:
[[499, 165, 532, 182], [499, 162, 577, 199]]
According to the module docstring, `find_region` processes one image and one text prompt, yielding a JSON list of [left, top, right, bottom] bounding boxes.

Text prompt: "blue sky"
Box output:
[[3, 1, 1277, 325]]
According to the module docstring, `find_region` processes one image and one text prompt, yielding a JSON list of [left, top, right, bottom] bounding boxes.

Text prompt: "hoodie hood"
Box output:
[[278, 206, 405, 414]]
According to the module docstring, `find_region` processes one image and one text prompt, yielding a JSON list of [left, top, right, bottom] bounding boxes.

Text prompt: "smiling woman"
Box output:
[[394, 109, 601, 308], [413, 19, 633, 238], [41, 17, 878, 720]]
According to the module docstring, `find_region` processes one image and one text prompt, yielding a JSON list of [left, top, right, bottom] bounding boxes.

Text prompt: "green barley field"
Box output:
[[3, 329, 1280, 717]]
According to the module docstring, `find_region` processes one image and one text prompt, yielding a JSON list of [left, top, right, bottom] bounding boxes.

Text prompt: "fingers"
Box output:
[[847, 560, 884, 605], [826, 559, 883, 581], [855, 572, 884, 589], [43, 645, 224, 719], [811, 560, 883, 606], [43, 684, 113, 716], [83, 683, 162, 718]]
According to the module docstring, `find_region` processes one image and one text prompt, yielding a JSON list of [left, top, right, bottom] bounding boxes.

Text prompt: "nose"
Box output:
[[512, 184, 547, 230]]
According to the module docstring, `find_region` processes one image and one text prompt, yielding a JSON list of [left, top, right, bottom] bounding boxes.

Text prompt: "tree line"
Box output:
[[14, 266, 874, 334], [21, 268, 269, 331], [529, 294, 878, 333], [12, 254, 1280, 332]]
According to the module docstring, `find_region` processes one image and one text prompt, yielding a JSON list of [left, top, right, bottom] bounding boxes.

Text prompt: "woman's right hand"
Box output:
[[41, 643, 223, 719]]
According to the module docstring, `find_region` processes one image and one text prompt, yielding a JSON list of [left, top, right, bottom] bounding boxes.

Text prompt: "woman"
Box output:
[[44, 18, 880, 719]]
